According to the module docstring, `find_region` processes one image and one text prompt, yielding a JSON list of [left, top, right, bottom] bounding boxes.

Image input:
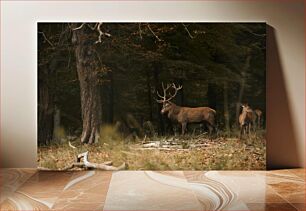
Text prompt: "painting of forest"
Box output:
[[38, 23, 266, 170]]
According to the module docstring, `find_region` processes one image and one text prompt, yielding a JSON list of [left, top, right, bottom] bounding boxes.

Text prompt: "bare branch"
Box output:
[[95, 22, 111, 44], [68, 141, 76, 149], [38, 31, 54, 47], [147, 24, 162, 42], [87, 23, 98, 30], [138, 23, 143, 40], [72, 23, 85, 31], [182, 23, 194, 39]]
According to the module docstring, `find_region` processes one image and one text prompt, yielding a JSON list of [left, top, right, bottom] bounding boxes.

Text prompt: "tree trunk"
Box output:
[[109, 71, 114, 123], [153, 63, 164, 135], [38, 67, 54, 145], [38, 54, 63, 145], [235, 52, 251, 125], [72, 24, 103, 144], [104, 71, 114, 124], [53, 106, 61, 142], [223, 81, 230, 132], [207, 83, 217, 110], [178, 79, 184, 105], [38, 24, 70, 145], [146, 69, 153, 121]]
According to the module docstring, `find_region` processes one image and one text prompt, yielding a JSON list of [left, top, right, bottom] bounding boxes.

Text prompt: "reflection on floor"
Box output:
[[0, 169, 304, 210]]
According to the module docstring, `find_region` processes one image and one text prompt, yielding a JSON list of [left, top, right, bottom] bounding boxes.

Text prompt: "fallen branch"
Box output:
[[39, 151, 126, 171], [190, 143, 211, 148], [68, 141, 77, 149], [143, 142, 160, 148], [77, 151, 126, 170], [132, 147, 189, 151]]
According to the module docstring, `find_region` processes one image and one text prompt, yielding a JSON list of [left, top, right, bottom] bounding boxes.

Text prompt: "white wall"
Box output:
[[1, 1, 304, 168]]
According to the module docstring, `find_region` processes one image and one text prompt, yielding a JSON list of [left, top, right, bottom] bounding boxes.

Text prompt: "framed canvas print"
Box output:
[[38, 22, 266, 170]]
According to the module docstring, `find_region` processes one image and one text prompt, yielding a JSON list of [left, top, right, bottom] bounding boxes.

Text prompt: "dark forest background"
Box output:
[[38, 23, 266, 145]]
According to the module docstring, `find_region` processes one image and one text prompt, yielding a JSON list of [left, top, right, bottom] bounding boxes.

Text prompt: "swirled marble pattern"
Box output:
[[0, 169, 304, 210], [0, 169, 36, 204]]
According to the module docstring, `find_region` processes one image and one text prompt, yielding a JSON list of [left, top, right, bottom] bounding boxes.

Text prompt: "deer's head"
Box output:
[[241, 103, 252, 113], [156, 83, 182, 114], [160, 102, 174, 114]]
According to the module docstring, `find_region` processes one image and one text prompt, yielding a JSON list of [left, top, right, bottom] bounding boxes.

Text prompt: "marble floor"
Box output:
[[0, 169, 304, 211]]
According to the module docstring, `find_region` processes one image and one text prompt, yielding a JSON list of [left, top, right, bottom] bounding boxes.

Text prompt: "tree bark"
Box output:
[[146, 69, 153, 121], [38, 66, 54, 145], [53, 106, 61, 142], [72, 24, 103, 144], [207, 83, 217, 110], [153, 63, 165, 135], [103, 71, 114, 124], [223, 81, 230, 132], [109, 71, 114, 123], [38, 55, 64, 145], [235, 51, 251, 125]]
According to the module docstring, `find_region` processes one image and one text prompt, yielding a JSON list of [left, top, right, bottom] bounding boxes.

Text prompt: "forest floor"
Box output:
[[38, 127, 266, 170]]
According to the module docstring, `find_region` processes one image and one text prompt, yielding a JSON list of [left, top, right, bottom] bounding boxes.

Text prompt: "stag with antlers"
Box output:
[[156, 83, 217, 135]]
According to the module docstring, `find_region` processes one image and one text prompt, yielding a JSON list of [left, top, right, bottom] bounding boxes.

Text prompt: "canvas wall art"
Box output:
[[38, 23, 266, 170]]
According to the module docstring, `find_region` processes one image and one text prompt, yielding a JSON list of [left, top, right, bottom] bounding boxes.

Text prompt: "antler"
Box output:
[[156, 83, 171, 103], [156, 83, 182, 103], [167, 83, 182, 102]]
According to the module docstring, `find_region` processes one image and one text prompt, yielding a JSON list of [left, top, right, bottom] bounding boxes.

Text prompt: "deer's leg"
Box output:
[[253, 119, 256, 132], [207, 124, 213, 136], [211, 124, 217, 135], [240, 126, 243, 139], [243, 125, 246, 135], [205, 121, 215, 136], [181, 122, 187, 135]]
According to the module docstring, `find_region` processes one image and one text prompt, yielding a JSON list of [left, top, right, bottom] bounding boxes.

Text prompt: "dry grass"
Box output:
[[38, 126, 266, 170]]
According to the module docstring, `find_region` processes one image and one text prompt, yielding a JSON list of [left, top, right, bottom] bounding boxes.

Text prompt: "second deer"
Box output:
[[254, 109, 263, 129], [239, 103, 256, 138]]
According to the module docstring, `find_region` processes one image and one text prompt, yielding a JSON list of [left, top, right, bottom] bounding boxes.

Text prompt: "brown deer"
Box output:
[[239, 103, 256, 138], [254, 109, 263, 129], [156, 83, 216, 135]]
